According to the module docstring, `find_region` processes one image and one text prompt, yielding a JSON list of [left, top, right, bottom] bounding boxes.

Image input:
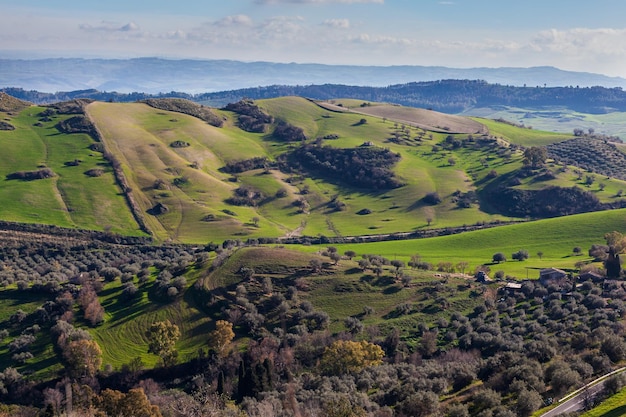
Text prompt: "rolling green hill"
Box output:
[[2, 95, 625, 246]]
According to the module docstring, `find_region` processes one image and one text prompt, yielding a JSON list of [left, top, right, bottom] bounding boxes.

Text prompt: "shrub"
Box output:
[[6, 168, 55, 181], [423, 192, 442, 205], [170, 140, 190, 148], [84, 168, 104, 177]]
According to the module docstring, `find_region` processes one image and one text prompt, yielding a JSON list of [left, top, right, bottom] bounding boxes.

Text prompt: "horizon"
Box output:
[[2, 0, 626, 79]]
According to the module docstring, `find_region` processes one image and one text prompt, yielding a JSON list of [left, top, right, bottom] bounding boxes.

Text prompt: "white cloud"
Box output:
[[214, 15, 253, 27], [323, 18, 350, 29], [531, 27, 626, 57]]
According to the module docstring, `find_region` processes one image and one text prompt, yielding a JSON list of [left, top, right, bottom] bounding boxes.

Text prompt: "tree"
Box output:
[[344, 250, 356, 260], [329, 251, 341, 265], [492, 252, 506, 263], [537, 251, 544, 260], [397, 391, 440, 417], [344, 317, 364, 334], [320, 340, 384, 374], [146, 320, 180, 367], [512, 249, 529, 261], [573, 246, 582, 255], [64, 339, 102, 379], [523, 146, 547, 169], [322, 397, 367, 417], [516, 389, 543, 417], [600, 334, 626, 363], [208, 320, 235, 357], [239, 267, 255, 280], [309, 258, 323, 273], [97, 388, 162, 417], [391, 260, 405, 278]]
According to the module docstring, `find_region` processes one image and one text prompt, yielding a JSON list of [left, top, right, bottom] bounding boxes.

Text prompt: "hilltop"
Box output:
[[0, 92, 30, 112]]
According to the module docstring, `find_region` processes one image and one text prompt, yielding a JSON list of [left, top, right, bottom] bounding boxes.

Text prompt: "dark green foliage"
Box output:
[[237, 356, 274, 400], [89, 142, 105, 152], [0, 121, 15, 130], [523, 146, 547, 169], [488, 185, 602, 218], [224, 99, 273, 132], [6, 168, 55, 181], [226, 186, 265, 206], [198, 80, 626, 114], [422, 192, 441, 205], [55, 115, 96, 135], [84, 168, 104, 177], [492, 252, 506, 263], [273, 120, 306, 142], [170, 140, 190, 148], [282, 144, 402, 189], [143, 98, 223, 127], [222, 157, 270, 174], [512, 249, 529, 261]]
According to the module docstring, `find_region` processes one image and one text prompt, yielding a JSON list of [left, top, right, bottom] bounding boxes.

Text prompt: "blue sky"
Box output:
[[2, 0, 626, 77]]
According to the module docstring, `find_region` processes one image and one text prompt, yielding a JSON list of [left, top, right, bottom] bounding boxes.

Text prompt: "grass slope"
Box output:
[[296, 208, 626, 278], [3, 96, 618, 244], [0, 106, 142, 235]]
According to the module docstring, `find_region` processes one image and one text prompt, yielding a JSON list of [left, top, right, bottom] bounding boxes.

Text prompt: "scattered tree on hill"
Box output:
[[512, 250, 529, 261], [320, 340, 384, 375], [97, 388, 162, 417], [523, 146, 547, 169], [64, 339, 102, 379], [146, 320, 180, 367], [492, 252, 506, 263], [208, 320, 235, 357]]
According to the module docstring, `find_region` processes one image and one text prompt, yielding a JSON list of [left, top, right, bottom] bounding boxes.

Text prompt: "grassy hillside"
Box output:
[[295, 208, 626, 278], [0, 105, 143, 235], [87, 98, 537, 242], [2, 95, 623, 246]]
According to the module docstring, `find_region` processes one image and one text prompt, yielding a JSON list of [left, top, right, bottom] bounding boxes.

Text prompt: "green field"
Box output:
[[293, 208, 626, 278], [2, 96, 624, 249], [0, 106, 144, 235]]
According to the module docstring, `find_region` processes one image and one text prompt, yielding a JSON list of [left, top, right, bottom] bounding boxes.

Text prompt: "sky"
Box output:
[[2, 0, 626, 77]]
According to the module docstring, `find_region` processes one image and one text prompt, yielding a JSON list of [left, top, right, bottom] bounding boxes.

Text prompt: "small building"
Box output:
[[539, 268, 568, 287], [504, 282, 523, 290], [578, 271, 604, 283]]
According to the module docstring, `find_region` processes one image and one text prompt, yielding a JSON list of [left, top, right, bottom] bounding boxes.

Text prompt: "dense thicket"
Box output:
[[486, 185, 604, 218], [221, 157, 271, 174], [142, 98, 224, 127], [223, 99, 273, 133], [55, 115, 97, 135], [281, 144, 403, 190], [6, 168, 55, 181]]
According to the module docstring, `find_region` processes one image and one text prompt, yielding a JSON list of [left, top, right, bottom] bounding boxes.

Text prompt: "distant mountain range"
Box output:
[[2, 57, 626, 94]]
